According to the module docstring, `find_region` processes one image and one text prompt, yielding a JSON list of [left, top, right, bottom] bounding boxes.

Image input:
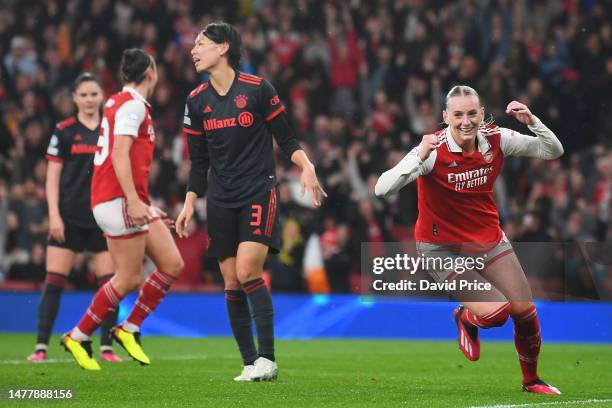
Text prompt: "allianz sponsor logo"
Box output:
[[447, 166, 493, 191], [203, 112, 254, 131], [204, 117, 237, 131]]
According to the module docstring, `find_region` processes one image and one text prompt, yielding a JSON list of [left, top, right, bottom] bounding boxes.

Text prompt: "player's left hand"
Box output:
[[300, 165, 327, 207], [506, 101, 535, 126]]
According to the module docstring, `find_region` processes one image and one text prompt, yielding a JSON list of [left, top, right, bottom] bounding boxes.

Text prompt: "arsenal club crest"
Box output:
[[234, 94, 248, 109], [483, 151, 493, 163]]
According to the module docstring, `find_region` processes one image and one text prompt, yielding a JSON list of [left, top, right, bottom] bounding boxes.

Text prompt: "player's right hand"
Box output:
[[48, 215, 65, 242], [127, 198, 151, 226], [418, 134, 438, 161], [175, 204, 194, 238]]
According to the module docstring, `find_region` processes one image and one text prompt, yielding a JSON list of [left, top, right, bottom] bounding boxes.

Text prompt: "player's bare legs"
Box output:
[[455, 252, 560, 394], [235, 241, 268, 282], [219, 257, 241, 290], [234, 241, 277, 381], [144, 219, 184, 277], [111, 220, 183, 364], [61, 235, 145, 370], [107, 235, 147, 295]]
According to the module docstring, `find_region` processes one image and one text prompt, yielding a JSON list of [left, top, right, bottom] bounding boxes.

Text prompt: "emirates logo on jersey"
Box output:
[[234, 94, 248, 109], [448, 166, 494, 191], [238, 112, 254, 127]]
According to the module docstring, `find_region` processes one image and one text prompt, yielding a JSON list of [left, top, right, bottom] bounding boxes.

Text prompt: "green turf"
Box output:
[[0, 334, 610, 407]]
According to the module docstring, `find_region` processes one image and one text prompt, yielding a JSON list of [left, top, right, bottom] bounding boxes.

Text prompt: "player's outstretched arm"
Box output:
[[375, 134, 437, 197], [268, 109, 327, 207], [291, 149, 327, 207], [500, 101, 564, 159]]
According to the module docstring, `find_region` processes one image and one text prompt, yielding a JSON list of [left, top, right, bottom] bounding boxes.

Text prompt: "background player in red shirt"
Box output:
[[27, 73, 121, 363], [61, 49, 184, 370], [176, 22, 326, 381], [375, 85, 564, 394]]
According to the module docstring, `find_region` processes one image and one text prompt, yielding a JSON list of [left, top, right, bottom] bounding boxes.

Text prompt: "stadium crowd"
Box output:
[[0, 0, 610, 295]]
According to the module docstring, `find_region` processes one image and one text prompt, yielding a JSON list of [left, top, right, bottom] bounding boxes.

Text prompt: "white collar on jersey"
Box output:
[[444, 127, 491, 154], [122, 86, 151, 107]]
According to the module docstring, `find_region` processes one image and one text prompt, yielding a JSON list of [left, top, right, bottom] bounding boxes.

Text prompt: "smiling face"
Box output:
[[191, 32, 227, 74], [73, 80, 103, 116], [443, 94, 484, 149]]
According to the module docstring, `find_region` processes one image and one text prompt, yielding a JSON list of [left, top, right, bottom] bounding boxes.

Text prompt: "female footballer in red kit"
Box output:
[[376, 85, 564, 394], [62, 49, 183, 370]]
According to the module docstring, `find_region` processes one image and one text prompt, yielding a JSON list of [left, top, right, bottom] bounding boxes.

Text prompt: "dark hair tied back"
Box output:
[[119, 48, 152, 85], [71, 72, 100, 92]]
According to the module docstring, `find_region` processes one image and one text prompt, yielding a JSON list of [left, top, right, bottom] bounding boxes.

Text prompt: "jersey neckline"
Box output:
[[75, 114, 100, 132], [208, 69, 239, 101]]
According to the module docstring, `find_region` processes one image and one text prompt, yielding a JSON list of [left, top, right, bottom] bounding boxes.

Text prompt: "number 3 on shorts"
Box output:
[[250, 204, 262, 227], [94, 117, 110, 166]]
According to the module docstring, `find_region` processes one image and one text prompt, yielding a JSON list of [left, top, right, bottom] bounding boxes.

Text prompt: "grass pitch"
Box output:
[[0, 334, 610, 407]]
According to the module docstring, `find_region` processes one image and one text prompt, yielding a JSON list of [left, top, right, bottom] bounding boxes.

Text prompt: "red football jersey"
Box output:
[[91, 87, 155, 207], [415, 126, 504, 245]]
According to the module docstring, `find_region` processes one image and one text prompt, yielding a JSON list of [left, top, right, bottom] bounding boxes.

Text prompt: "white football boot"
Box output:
[[249, 357, 278, 381], [233, 365, 255, 381]]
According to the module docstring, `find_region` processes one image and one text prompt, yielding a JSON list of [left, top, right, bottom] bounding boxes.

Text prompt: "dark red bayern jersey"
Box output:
[[45, 116, 100, 228], [183, 71, 292, 208], [91, 87, 155, 207]]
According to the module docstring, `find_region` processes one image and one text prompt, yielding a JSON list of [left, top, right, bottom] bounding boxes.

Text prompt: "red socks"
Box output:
[[461, 303, 511, 328], [76, 282, 122, 336], [512, 304, 541, 383], [125, 270, 176, 328]]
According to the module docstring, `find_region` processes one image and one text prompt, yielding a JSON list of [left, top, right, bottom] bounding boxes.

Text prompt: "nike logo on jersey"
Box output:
[[204, 106, 212, 113], [448, 161, 458, 168]]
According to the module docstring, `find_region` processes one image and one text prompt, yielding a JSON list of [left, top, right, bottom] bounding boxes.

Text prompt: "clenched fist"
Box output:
[[418, 134, 438, 161]]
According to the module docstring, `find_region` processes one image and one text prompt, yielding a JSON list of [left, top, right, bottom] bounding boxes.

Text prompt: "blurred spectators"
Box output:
[[0, 0, 610, 294]]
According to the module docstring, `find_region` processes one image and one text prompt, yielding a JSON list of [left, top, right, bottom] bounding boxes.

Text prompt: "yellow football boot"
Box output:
[[61, 333, 101, 371], [111, 326, 150, 365]]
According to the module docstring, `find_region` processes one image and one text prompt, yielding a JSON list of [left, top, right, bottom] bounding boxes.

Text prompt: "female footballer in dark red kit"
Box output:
[[177, 22, 326, 381], [62, 49, 184, 370], [28, 73, 120, 363], [376, 85, 564, 394]]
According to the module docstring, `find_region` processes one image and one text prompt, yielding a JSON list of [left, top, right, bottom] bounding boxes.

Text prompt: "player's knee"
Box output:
[[168, 256, 184, 277], [510, 301, 534, 317], [236, 267, 259, 284], [235, 256, 262, 284], [224, 280, 242, 291], [158, 255, 184, 278], [480, 302, 511, 328], [112, 274, 142, 295]]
